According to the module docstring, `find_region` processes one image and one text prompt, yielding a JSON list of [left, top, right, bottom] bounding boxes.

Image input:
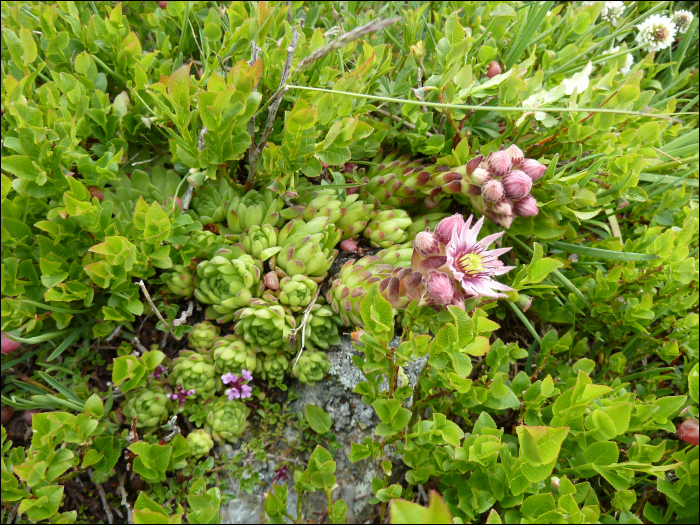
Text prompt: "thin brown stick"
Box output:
[[138, 280, 178, 340], [90, 470, 114, 524], [118, 472, 133, 524]]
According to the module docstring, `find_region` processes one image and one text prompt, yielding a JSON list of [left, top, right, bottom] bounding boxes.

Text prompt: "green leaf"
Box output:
[[19, 27, 37, 64], [517, 426, 568, 466], [2, 155, 42, 181], [169, 64, 191, 108], [688, 364, 699, 405], [305, 405, 332, 434], [550, 241, 657, 262], [583, 441, 619, 466], [521, 493, 556, 518]]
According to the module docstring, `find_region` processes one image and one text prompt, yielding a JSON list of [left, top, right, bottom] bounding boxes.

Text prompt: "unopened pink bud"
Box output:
[[486, 61, 502, 79], [521, 159, 546, 182], [482, 180, 505, 203], [166, 196, 183, 211], [513, 195, 539, 217], [492, 198, 514, 217], [451, 290, 466, 310], [264, 271, 279, 290], [503, 170, 532, 200], [415, 230, 440, 256], [425, 271, 455, 305], [505, 145, 525, 167], [487, 150, 512, 178], [434, 214, 465, 245], [340, 239, 358, 252], [1, 333, 21, 354], [471, 167, 492, 186], [343, 163, 357, 173], [498, 213, 515, 229]]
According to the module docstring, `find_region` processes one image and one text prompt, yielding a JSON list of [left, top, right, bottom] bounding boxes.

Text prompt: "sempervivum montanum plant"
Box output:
[[161, 264, 195, 297], [363, 208, 413, 248], [122, 386, 172, 430], [303, 303, 343, 351], [234, 299, 296, 355], [260, 352, 290, 384], [188, 230, 229, 259], [275, 274, 318, 312], [204, 396, 250, 444], [379, 214, 514, 310], [169, 350, 221, 401], [194, 247, 264, 322], [189, 321, 220, 351], [223, 189, 285, 238], [268, 217, 341, 281], [459, 145, 543, 228], [238, 224, 278, 260], [188, 177, 241, 226], [291, 349, 331, 386], [186, 429, 215, 459], [211, 335, 262, 376], [326, 254, 396, 326]]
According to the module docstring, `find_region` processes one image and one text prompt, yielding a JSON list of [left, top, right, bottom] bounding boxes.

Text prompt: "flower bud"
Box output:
[[264, 271, 279, 290], [340, 239, 358, 252], [410, 41, 425, 62], [505, 145, 524, 167], [451, 290, 465, 310], [521, 159, 546, 181], [88, 186, 104, 202], [486, 61, 502, 79], [415, 230, 440, 256], [425, 271, 455, 305], [513, 195, 539, 217], [471, 167, 492, 186], [503, 170, 532, 200], [435, 214, 465, 245], [1, 333, 21, 354], [487, 150, 512, 178], [1, 406, 13, 425], [482, 180, 505, 203]]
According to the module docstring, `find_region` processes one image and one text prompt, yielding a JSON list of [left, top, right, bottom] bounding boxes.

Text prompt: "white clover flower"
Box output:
[[636, 14, 677, 52], [672, 10, 694, 34], [601, 1, 625, 26], [603, 46, 634, 75], [562, 61, 593, 95]]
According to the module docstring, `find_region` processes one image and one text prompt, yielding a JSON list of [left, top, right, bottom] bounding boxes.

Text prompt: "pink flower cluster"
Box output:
[[465, 145, 544, 228], [222, 370, 253, 400], [379, 213, 514, 309], [168, 385, 196, 407]]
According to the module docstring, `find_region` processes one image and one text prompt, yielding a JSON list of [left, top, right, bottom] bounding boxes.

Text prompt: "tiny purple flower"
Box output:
[[241, 369, 253, 381], [226, 387, 241, 400], [221, 372, 236, 385], [240, 384, 253, 399], [149, 365, 166, 379]]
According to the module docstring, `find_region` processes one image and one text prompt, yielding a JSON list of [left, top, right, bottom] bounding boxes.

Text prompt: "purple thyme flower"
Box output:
[[221, 372, 237, 385], [446, 215, 515, 299], [241, 369, 253, 381], [149, 365, 167, 379], [222, 370, 253, 401], [167, 386, 196, 407]]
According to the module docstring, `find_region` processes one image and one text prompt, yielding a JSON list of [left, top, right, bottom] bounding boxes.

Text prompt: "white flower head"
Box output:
[[562, 61, 593, 96], [636, 14, 677, 52], [603, 46, 634, 75], [672, 10, 694, 34], [601, 1, 625, 26]]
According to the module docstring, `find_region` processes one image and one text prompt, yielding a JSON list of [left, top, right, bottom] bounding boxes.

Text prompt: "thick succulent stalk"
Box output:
[[360, 153, 428, 208], [363, 208, 413, 248]]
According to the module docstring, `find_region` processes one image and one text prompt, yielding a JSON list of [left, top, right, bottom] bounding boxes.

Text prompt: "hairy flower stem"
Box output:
[[138, 280, 179, 340]]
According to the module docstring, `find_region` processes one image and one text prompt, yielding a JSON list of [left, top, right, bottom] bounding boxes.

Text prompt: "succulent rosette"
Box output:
[[188, 230, 228, 259], [204, 397, 250, 444], [326, 254, 395, 326], [161, 264, 195, 297], [189, 178, 241, 225], [291, 349, 331, 386], [378, 241, 415, 268], [224, 189, 285, 238], [269, 217, 341, 281], [239, 224, 278, 260], [122, 386, 172, 430], [304, 303, 343, 350], [211, 335, 263, 376], [276, 274, 318, 312], [186, 429, 215, 459], [260, 352, 290, 384], [194, 247, 264, 322], [364, 208, 413, 248], [169, 350, 221, 401], [234, 299, 296, 355], [379, 214, 515, 310], [189, 321, 220, 351]]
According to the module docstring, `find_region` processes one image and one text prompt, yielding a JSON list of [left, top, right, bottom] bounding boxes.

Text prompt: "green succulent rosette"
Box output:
[[161, 264, 195, 297], [210, 335, 263, 376], [204, 397, 250, 444], [304, 303, 342, 350], [260, 352, 290, 384], [234, 299, 296, 355], [363, 208, 412, 248], [377, 241, 414, 268], [188, 230, 229, 259], [239, 224, 278, 260], [334, 194, 376, 240], [189, 178, 241, 225], [189, 321, 220, 351], [224, 189, 285, 238], [194, 247, 264, 323], [122, 386, 172, 430], [326, 254, 395, 326], [276, 274, 318, 312], [169, 350, 221, 401], [186, 429, 215, 459], [291, 349, 330, 386], [269, 217, 341, 281]]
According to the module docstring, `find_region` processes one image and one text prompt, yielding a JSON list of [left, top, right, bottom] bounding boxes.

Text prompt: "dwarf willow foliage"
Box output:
[[1, 1, 699, 524]]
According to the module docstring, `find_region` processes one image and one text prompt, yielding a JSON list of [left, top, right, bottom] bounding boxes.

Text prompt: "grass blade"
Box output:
[[550, 241, 658, 262], [505, 2, 554, 69]]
